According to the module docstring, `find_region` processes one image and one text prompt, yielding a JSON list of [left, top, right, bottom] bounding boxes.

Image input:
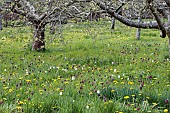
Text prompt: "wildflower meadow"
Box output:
[[0, 20, 170, 113]]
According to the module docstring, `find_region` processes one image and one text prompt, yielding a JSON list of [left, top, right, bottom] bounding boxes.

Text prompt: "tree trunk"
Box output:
[[0, 13, 2, 30], [167, 29, 170, 57], [136, 16, 141, 40], [168, 36, 170, 53], [32, 24, 46, 51], [167, 8, 170, 56], [111, 17, 115, 29]]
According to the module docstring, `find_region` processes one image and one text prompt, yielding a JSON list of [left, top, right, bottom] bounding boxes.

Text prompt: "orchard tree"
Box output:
[[93, 0, 170, 55], [0, 4, 3, 30], [8, 0, 91, 51]]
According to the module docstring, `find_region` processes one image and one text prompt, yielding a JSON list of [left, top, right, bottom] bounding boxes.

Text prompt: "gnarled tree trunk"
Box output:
[[32, 24, 45, 51]]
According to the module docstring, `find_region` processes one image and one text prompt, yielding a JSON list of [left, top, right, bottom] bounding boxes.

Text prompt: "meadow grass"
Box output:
[[0, 20, 170, 113]]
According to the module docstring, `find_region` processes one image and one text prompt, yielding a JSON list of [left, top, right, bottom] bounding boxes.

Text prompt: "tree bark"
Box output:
[[0, 13, 2, 30], [136, 16, 141, 40], [32, 24, 46, 51], [111, 17, 115, 29]]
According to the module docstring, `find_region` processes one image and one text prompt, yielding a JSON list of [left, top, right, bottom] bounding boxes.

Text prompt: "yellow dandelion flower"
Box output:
[[164, 109, 168, 112], [3, 87, 8, 90], [111, 90, 115, 92], [128, 82, 134, 85], [64, 81, 69, 84], [8, 89, 13, 93], [16, 106, 22, 109], [124, 96, 129, 99], [57, 77, 61, 80], [18, 101, 24, 105], [89, 92, 93, 95], [120, 82, 124, 84], [19, 77, 23, 80], [26, 80, 31, 83]]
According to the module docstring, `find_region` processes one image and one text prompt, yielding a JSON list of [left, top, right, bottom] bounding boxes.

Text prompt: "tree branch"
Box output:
[[94, 0, 159, 29], [148, 2, 166, 38]]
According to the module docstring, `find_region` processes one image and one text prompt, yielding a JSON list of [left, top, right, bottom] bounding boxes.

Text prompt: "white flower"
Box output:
[[114, 69, 116, 72], [72, 76, 76, 80], [86, 105, 89, 109], [97, 90, 100, 94], [74, 67, 77, 70], [62, 69, 68, 72], [112, 62, 115, 65], [59, 92, 62, 95], [118, 75, 120, 78]]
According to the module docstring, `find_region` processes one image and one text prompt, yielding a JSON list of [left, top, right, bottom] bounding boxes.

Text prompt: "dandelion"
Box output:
[[128, 81, 134, 85], [124, 96, 129, 99], [64, 81, 69, 84], [111, 90, 115, 93], [16, 106, 22, 110], [121, 82, 124, 84], [89, 92, 93, 95], [164, 109, 168, 112], [18, 101, 24, 105]]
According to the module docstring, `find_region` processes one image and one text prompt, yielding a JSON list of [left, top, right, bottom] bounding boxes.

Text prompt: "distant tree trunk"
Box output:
[[32, 24, 46, 51], [0, 14, 2, 30], [167, 9, 170, 56], [111, 17, 115, 29], [136, 16, 141, 40]]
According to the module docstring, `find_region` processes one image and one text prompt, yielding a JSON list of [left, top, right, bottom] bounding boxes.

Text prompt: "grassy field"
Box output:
[[0, 20, 170, 113]]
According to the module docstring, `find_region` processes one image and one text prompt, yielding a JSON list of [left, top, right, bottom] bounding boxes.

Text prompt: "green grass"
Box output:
[[0, 20, 170, 113]]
